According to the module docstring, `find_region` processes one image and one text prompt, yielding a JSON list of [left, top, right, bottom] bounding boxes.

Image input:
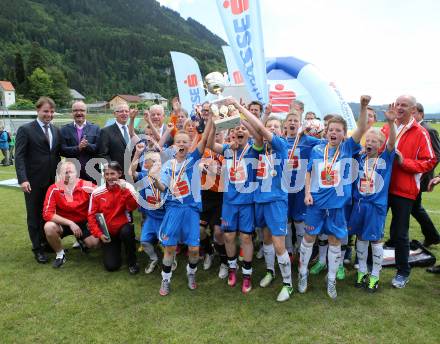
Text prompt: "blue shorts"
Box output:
[[255, 200, 288, 236], [348, 200, 387, 241], [140, 216, 162, 243], [304, 206, 347, 239], [344, 203, 353, 224], [221, 203, 254, 233], [159, 206, 200, 247], [288, 190, 306, 222]]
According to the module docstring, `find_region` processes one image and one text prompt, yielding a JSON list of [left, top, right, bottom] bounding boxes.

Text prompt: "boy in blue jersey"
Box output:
[[284, 111, 321, 258], [208, 121, 259, 294], [129, 146, 165, 274], [149, 118, 212, 296], [349, 106, 397, 292], [298, 95, 371, 299], [233, 99, 293, 302]]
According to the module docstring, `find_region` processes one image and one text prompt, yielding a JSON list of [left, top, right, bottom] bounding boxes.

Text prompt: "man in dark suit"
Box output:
[[412, 103, 440, 247], [61, 101, 101, 182], [15, 96, 61, 263], [98, 102, 134, 177]]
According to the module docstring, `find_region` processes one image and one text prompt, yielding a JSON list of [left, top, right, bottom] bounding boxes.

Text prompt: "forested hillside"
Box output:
[[0, 0, 226, 102]]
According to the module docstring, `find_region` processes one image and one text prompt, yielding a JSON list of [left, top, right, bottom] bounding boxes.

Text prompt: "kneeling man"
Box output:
[[43, 161, 100, 268]]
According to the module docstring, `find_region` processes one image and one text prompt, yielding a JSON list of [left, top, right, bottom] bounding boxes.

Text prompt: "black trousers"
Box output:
[[411, 191, 440, 242], [102, 223, 137, 271], [24, 185, 49, 252], [388, 194, 415, 277]]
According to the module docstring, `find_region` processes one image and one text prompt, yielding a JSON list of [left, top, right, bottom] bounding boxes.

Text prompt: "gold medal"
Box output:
[[270, 169, 277, 177], [235, 171, 241, 179]]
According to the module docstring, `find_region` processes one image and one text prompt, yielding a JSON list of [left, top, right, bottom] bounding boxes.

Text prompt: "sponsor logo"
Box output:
[[269, 83, 296, 113], [184, 74, 202, 115], [223, 0, 249, 15], [232, 70, 244, 84]]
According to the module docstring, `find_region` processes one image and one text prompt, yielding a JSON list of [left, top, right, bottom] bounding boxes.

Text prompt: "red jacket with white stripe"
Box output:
[[43, 179, 96, 223], [87, 182, 138, 238], [382, 118, 437, 200]]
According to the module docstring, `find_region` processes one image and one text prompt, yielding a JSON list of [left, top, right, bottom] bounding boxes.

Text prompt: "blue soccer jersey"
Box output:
[[222, 143, 259, 205], [307, 137, 361, 209], [352, 149, 396, 207], [253, 134, 289, 203], [160, 149, 202, 211], [137, 170, 166, 219]]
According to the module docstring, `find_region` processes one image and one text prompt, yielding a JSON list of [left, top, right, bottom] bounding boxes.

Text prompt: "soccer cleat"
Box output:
[[298, 272, 308, 294], [218, 263, 228, 279], [187, 273, 197, 290], [391, 274, 409, 289], [172, 256, 178, 271], [159, 279, 170, 296], [327, 278, 337, 299], [145, 259, 159, 274], [228, 268, 237, 287], [355, 272, 368, 288], [242, 275, 252, 294], [277, 285, 294, 302], [72, 241, 81, 249], [367, 276, 379, 293], [310, 261, 327, 275], [203, 254, 213, 270], [256, 246, 264, 259], [336, 265, 346, 280], [128, 263, 140, 275], [259, 271, 274, 288], [52, 255, 66, 268]]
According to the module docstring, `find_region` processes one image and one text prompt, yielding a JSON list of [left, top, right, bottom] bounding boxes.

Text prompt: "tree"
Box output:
[[47, 67, 71, 107], [14, 52, 27, 95], [28, 68, 53, 102], [27, 42, 46, 75]]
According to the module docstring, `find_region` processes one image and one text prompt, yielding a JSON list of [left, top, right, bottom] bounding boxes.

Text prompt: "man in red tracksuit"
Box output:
[[43, 161, 100, 268], [88, 161, 140, 274], [382, 95, 437, 288]]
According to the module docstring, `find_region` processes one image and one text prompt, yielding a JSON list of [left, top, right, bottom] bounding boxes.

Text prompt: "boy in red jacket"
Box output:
[[88, 161, 140, 274], [43, 161, 100, 268]]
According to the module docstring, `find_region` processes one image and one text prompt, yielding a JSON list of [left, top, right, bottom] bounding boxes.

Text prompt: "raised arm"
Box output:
[[207, 120, 224, 154], [351, 95, 371, 143], [128, 108, 139, 138], [232, 99, 272, 142], [128, 142, 145, 182], [384, 103, 397, 151], [144, 110, 161, 142], [197, 116, 213, 154], [260, 102, 272, 125]]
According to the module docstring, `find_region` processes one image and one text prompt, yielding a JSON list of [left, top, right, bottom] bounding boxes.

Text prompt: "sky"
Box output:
[[158, 0, 440, 113]]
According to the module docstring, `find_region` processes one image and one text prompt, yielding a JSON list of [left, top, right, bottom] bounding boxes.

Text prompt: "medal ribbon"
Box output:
[[395, 118, 414, 146], [147, 176, 160, 202], [364, 156, 379, 182], [171, 159, 188, 188], [265, 144, 275, 171], [288, 133, 302, 160], [324, 143, 340, 174], [233, 143, 249, 171]]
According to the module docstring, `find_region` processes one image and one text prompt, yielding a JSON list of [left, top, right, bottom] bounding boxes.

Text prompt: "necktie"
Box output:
[[43, 124, 51, 148], [122, 125, 129, 145]]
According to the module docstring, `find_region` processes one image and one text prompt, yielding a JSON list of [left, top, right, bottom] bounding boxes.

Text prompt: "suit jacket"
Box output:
[[15, 120, 61, 187], [61, 121, 100, 163], [98, 122, 128, 172], [420, 121, 440, 192]]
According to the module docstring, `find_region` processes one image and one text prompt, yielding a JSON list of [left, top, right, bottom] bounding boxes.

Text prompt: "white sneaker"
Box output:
[[218, 263, 228, 279], [276, 285, 293, 302], [72, 241, 80, 249], [203, 254, 213, 270], [327, 278, 337, 299], [144, 259, 158, 274], [259, 271, 274, 288], [298, 272, 308, 294], [172, 257, 178, 271], [256, 246, 264, 259]]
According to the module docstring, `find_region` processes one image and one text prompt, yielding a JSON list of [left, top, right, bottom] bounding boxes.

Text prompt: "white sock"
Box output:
[[186, 263, 197, 275], [228, 258, 238, 269], [327, 245, 341, 281], [277, 250, 292, 286], [56, 249, 65, 259], [294, 221, 305, 251], [263, 243, 275, 274], [356, 240, 369, 274], [340, 236, 348, 267], [299, 239, 314, 275], [318, 241, 328, 265], [371, 243, 384, 278], [142, 242, 158, 261], [285, 225, 293, 254], [242, 266, 253, 276], [161, 270, 172, 281]]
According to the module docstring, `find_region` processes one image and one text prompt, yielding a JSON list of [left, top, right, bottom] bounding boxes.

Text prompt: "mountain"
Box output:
[[0, 0, 226, 101], [348, 103, 440, 121]]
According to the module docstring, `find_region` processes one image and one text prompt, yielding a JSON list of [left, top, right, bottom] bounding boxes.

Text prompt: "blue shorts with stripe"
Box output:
[[159, 205, 200, 247], [255, 200, 288, 236], [288, 190, 307, 222], [304, 205, 347, 239], [221, 203, 254, 233], [348, 200, 387, 241], [140, 216, 162, 243]]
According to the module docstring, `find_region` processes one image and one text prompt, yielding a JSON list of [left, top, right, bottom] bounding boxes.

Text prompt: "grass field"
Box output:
[[1, 125, 440, 343]]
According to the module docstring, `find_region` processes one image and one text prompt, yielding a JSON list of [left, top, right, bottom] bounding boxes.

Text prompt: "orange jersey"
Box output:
[[200, 148, 224, 192]]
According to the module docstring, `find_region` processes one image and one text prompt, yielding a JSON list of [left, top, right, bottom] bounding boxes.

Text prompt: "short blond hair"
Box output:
[[366, 127, 386, 145]]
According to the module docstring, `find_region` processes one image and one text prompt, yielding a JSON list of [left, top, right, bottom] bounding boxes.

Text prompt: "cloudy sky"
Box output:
[[158, 0, 440, 112]]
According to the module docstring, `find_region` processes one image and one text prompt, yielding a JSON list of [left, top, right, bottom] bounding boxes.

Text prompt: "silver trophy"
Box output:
[[205, 72, 241, 131]]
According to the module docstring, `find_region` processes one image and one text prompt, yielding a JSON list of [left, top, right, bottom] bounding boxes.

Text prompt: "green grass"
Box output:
[[1, 158, 440, 343]]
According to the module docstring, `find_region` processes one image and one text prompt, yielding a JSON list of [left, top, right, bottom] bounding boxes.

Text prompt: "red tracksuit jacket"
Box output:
[[88, 183, 138, 238], [382, 118, 437, 200], [43, 179, 96, 223]]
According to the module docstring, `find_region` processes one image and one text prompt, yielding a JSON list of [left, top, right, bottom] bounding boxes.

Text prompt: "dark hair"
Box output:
[[248, 101, 263, 112], [416, 102, 424, 113], [323, 114, 336, 122], [327, 115, 347, 133], [104, 161, 123, 174], [36, 96, 56, 110]]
